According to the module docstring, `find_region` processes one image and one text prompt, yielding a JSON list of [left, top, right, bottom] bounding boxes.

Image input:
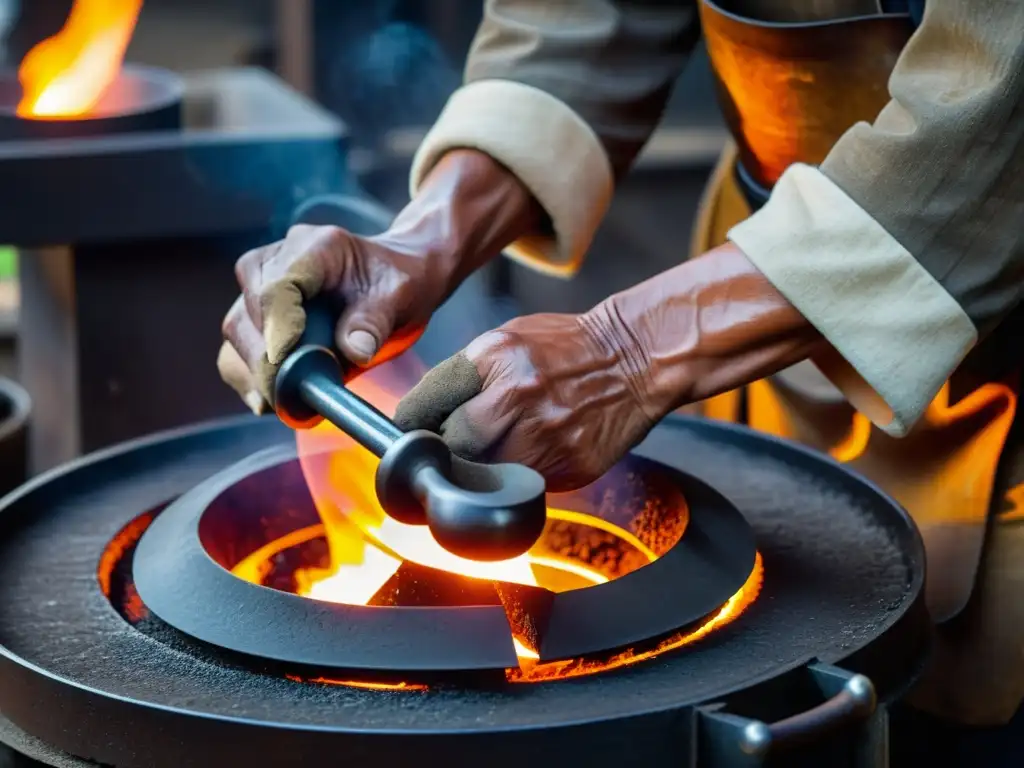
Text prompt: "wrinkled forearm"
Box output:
[[586, 243, 824, 418], [411, 0, 700, 277], [379, 149, 543, 301]]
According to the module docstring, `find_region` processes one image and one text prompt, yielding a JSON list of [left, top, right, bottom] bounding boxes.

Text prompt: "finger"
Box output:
[[216, 342, 267, 415], [335, 297, 398, 366], [261, 281, 308, 366], [259, 242, 327, 365], [222, 296, 266, 371], [393, 352, 483, 434], [222, 296, 277, 401], [235, 241, 281, 331]]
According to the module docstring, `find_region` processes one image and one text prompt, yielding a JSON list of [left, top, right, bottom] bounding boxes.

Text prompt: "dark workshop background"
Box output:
[[0, 0, 726, 390]]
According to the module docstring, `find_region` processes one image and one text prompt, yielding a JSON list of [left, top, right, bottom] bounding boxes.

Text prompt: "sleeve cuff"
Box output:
[[727, 164, 977, 437], [410, 79, 613, 278]]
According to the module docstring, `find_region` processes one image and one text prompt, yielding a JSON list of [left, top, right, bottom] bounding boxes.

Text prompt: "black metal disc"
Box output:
[[133, 440, 756, 671], [0, 415, 927, 768]]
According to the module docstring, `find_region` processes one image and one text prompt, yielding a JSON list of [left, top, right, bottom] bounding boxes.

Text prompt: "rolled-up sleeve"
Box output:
[[410, 0, 699, 276], [728, 0, 1024, 436]]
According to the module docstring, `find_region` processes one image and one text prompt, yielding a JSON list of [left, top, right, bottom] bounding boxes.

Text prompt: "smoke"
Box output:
[[320, 19, 461, 146]]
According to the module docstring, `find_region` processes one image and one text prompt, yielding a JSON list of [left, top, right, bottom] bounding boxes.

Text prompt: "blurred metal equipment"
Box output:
[[0, 66, 355, 472], [274, 0, 312, 95], [0, 376, 28, 497]]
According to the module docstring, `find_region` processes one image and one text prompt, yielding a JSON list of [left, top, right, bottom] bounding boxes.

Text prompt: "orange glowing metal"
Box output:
[[285, 675, 428, 692], [283, 554, 764, 690], [508, 553, 763, 683], [17, 0, 143, 118]]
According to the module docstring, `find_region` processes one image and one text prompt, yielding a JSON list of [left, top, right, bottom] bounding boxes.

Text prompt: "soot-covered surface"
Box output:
[[0, 414, 919, 737]]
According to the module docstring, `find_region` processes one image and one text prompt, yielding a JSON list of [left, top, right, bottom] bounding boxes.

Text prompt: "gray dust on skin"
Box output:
[[0, 423, 912, 732]]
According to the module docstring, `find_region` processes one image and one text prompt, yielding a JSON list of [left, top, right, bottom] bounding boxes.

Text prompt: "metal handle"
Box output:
[[698, 664, 878, 764], [274, 193, 548, 561], [738, 669, 876, 755], [275, 191, 404, 454], [286, 297, 402, 457]]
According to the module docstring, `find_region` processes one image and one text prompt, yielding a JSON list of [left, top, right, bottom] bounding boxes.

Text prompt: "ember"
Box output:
[[16, 0, 143, 118], [231, 370, 763, 685]]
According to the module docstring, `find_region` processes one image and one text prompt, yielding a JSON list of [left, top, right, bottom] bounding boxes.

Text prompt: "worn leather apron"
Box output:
[[695, 0, 1024, 726]]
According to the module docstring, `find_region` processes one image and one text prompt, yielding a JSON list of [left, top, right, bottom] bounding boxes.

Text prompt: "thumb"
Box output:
[[335, 296, 397, 366]]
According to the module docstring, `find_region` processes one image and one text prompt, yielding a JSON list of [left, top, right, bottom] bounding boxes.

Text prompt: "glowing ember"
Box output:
[[17, 0, 143, 118], [507, 553, 763, 683], [232, 367, 760, 687], [284, 675, 428, 692], [281, 554, 765, 690]]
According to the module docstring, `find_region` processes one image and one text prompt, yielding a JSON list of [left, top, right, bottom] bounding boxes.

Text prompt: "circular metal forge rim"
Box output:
[[132, 444, 757, 672], [0, 64, 183, 140], [0, 415, 928, 768]]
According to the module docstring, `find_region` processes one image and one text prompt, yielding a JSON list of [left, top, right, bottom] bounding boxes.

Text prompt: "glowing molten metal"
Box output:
[[233, 372, 762, 686], [17, 0, 143, 118]]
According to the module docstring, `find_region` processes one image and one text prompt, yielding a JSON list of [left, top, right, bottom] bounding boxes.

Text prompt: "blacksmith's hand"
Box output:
[[394, 244, 821, 492], [218, 149, 542, 413]]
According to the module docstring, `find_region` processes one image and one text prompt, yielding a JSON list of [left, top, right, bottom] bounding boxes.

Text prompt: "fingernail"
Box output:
[[243, 390, 265, 416], [347, 330, 378, 361]]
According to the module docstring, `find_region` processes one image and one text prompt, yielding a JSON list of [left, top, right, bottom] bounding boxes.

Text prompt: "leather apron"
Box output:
[[695, 0, 1024, 726]]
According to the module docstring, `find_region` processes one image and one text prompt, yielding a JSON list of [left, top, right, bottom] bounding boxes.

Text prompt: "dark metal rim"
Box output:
[[0, 64, 184, 122], [0, 414, 258, 512], [701, 0, 911, 30], [132, 441, 757, 671], [0, 377, 30, 444]]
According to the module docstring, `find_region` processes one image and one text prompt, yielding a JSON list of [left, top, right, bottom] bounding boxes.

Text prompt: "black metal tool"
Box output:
[[273, 298, 547, 561]]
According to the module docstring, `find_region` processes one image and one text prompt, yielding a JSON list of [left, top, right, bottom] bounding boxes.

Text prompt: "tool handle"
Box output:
[[274, 296, 403, 456]]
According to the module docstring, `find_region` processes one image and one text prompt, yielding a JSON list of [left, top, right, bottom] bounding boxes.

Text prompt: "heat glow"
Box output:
[[232, 365, 762, 686], [17, 0, 143, 118]]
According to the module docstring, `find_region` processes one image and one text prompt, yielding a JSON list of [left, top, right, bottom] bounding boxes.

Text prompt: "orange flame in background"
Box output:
[[17, 0, 143, 118]]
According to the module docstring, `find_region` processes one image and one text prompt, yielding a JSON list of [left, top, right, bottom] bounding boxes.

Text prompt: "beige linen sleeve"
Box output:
[[410, 0, 700, 276], [728, 0, 1024, 436]]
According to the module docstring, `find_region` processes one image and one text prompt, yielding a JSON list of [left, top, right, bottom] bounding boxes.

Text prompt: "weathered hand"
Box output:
[[394, 309, 658, 493], [217, 149, 542, 413], [395, 243, 821, 492], [218, 221, 441, 412]]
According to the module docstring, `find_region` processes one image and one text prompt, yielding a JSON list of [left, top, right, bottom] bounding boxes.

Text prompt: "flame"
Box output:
[[232, 361, 761, 687], [744, 378, 1017, 527], [1002, 483, 1024, 522], [16, 0, 143, 118], [287, 373, 627, 607]]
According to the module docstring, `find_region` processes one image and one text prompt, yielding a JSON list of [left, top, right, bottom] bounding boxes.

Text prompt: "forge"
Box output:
[[133, 440, 757, 676], [0, 5, 929, 766], [0, 407, 929, 768]]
